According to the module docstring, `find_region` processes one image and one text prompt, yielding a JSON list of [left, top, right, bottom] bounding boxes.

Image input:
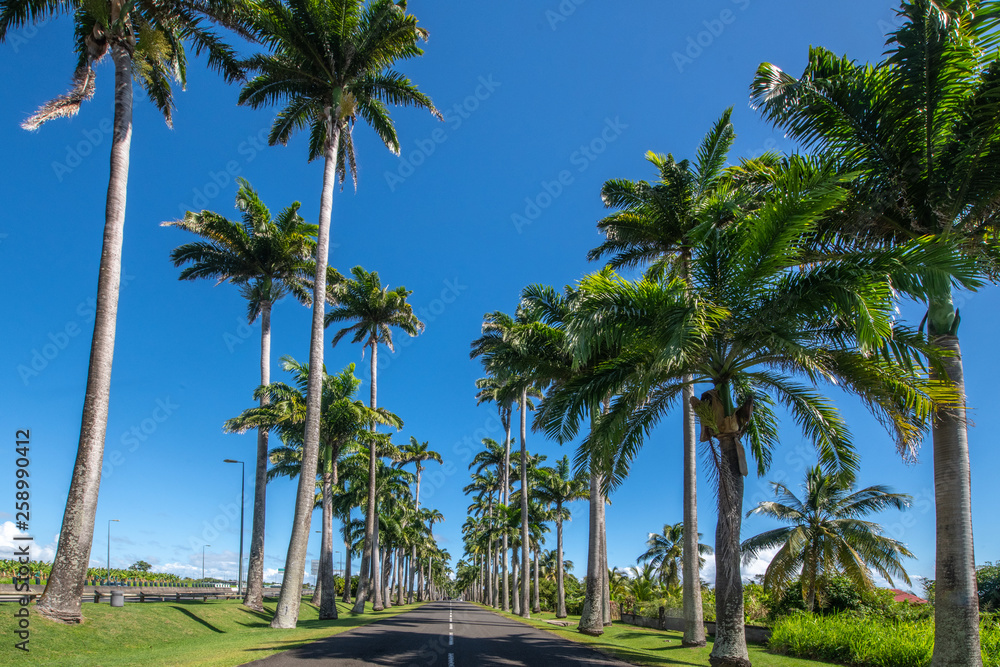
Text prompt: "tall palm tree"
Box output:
[[326, 265, 423, 612], [397, 436, 441, 603], [537, 160, 972, 666], [163, 179, 326, 611], [534, 455, 589, 618], [224, 357, 401, 618], [471, 310, 547, 618], [589, 112, 763, 645], [0, 0, 244, 625], [750, 4, 1000, 662], [239, 0, 437, 628], [742, 465, 914, 612], [637, 522, 712, 592], [474, 376, 520, 611]]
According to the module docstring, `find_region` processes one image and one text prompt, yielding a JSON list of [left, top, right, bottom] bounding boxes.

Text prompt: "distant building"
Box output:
[[887, 588, 928, 604]]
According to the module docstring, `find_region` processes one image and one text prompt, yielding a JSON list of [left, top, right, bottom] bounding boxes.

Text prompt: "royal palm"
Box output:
[[0, 0, 243, 624], [637, 522, 711, 592], [164, 179, 323, 611], [750, 5, 1000, 662], [535, 455, 588, 617], [326, 265, 424, 612], [238, 0, 437, 627], [540, 160, 969, 666]]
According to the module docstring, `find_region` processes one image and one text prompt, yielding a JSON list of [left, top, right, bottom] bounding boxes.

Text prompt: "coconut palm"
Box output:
[[325, 265, 423, 612], [534, 455, 589, 618], [224, 357, 401, 618], [637, 522, 712, 592], [742, 465, 914, 612], [589, 111, 765, 645], [537, 159, 972, 666], [238, 0, 437, 628], [0, 0, 244, 625], [750, 4, 1000, 661], [163, 179, 328, 611]]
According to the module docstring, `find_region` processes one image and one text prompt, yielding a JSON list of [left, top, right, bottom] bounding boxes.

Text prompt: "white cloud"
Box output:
[[699, 544, 782, 587], [0, 521, 59, 562]]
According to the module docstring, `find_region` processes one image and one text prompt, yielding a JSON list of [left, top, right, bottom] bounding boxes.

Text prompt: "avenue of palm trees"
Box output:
[[4, 2, 999, 666]]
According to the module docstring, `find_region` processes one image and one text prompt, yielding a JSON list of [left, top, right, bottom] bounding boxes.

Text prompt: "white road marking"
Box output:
[[448, 653, 455, 667], [449, 632, 454, 646], [449, 622, 453, 630]]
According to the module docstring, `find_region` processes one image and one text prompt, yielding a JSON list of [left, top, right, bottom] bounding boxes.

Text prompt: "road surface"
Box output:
[[243, 600, 632, 666]]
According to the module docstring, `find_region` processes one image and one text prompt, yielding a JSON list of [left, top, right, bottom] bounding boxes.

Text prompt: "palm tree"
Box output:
[[224, 357, 401, 618], [397, 436, 441, 603], [1, 0, 244, 625], [637, 522, 712, 592], [534, 455, 589, 618], [326, 265, 424, 612], [537, 160, 971, 666], [239, 0, 437, 628], [471, 310, 547, 618], [742, 465, 914, 612], [474, 376, 520, 611], [589, 111, 759, 645], [750, 4, 1000, 661], [163, 179, 325, 611]]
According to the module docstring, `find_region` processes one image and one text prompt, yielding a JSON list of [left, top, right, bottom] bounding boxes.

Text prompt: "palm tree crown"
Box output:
[[741, 465, 914, 611]]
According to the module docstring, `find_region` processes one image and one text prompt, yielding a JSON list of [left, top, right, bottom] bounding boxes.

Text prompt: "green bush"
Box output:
[[769, 613, 1000, 667]]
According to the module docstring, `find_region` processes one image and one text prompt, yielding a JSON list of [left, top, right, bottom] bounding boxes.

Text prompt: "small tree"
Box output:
[[128, 561, 152, 573]]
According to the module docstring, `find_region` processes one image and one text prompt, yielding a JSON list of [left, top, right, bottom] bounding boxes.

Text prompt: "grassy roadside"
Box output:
[[480, 604, 837, 666], [0, 597, 425, 666]]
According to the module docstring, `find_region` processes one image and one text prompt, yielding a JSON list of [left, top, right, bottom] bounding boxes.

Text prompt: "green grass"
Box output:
[[769, 613, 1000, 667], [483, 605, 836, 666], [0, 597, 425, 666]]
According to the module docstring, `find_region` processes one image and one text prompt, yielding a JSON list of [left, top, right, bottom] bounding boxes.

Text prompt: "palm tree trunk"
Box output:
[[341, 522, 352, 603], [502, 408, 511, 612], [556, 508, 566, 618], [600, 483, 611, 626], [519, 388, 531, 618], [708, 434, 750, 667], [511, 554, 520, 615], [269, 122, 340, 629], [244, 301, 272, 612], [319, 470, 338, 619], [353, 340, 382, 613], [408, 544, 417, 603], [486, 525, 494, 607], [36, 44, 133, 625], [681, 379, 706, 645], [532, 545, 541, 613], [417, 558, 424, 602], [578, 466, 604, 636], [931, 333, 982, 667]]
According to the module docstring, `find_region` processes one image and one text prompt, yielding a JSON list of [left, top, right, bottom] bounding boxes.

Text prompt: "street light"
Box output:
[[107, 519, 119, 584], [203, 545, 210, 582], [223, 459, 245, 596]]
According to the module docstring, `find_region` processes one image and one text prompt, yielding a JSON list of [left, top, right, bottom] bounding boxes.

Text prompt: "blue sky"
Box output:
[[2, 0, 997, 591]]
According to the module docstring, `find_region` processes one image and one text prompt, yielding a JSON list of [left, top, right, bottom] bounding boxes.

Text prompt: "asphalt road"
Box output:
[[243, 600, 633, 666]]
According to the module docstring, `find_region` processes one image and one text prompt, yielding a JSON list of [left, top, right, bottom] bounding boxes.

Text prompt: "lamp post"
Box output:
[[223, 459, 245, 596], [107, 519, 119, 584], [203, 545, 210, 582]]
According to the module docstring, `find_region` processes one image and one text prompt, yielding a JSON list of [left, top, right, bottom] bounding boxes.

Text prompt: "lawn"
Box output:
[[0, 597, 424, 666], [485, 605, 836, 667]]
